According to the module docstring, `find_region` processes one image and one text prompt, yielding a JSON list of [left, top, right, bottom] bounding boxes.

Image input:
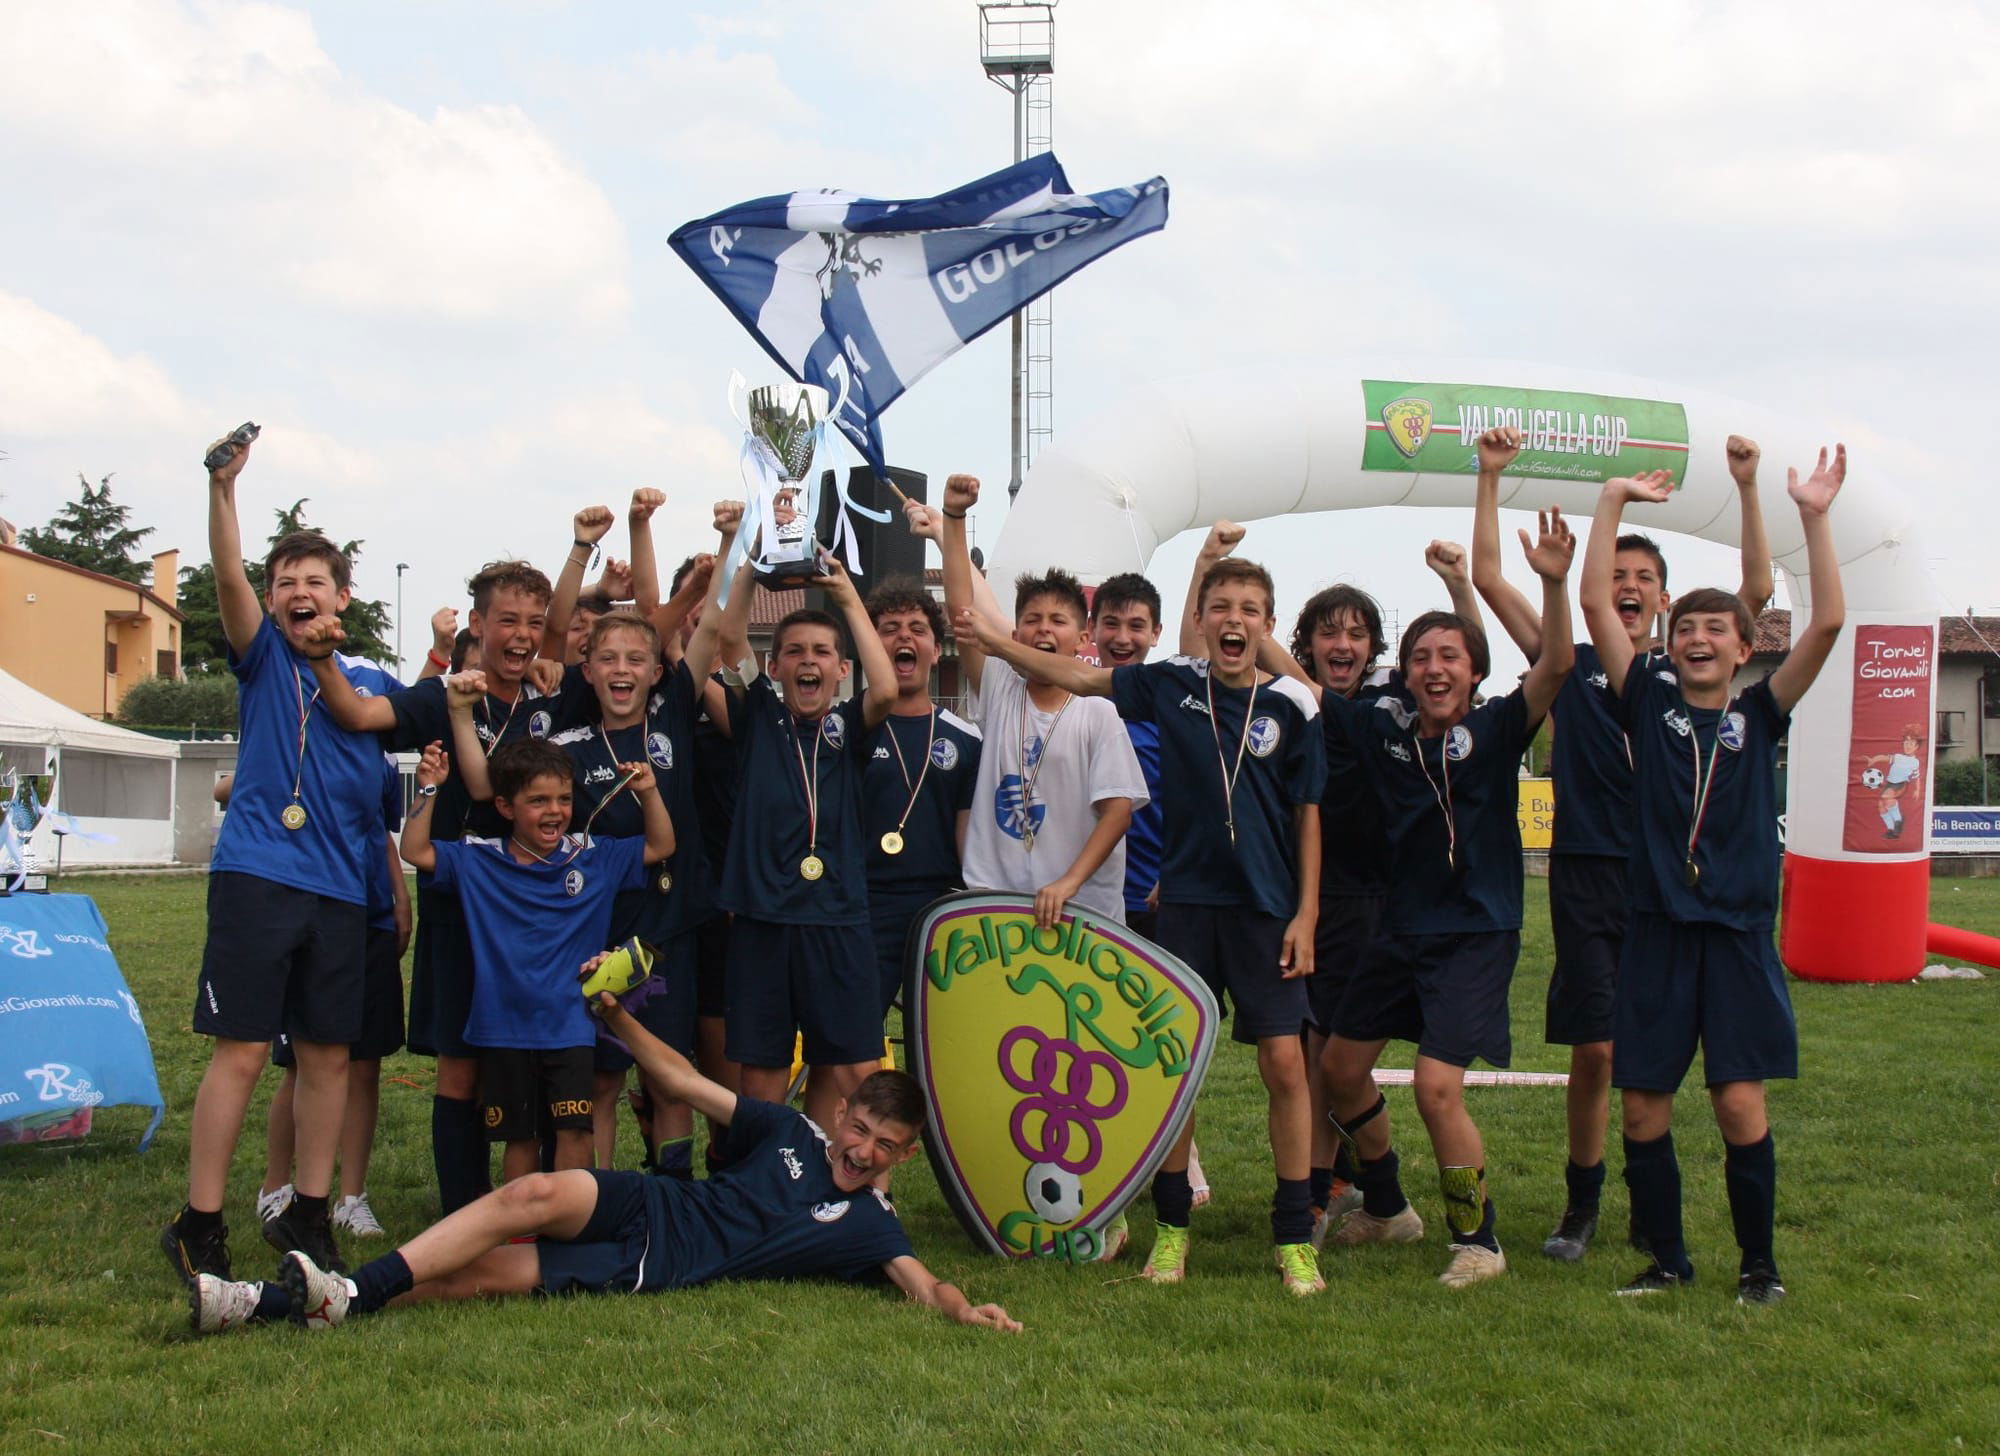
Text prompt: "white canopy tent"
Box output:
[[0, 666, 178, 868]]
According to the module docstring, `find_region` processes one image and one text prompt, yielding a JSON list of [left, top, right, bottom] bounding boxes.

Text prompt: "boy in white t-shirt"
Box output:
[[939, 474, 1146, 925]]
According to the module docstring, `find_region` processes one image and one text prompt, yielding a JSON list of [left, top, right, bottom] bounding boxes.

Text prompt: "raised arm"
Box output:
[[417, 607, 458, 681], [299, 617, 399, 732], [1726, 434, 1776, 618], [1257, 636, 1322, 704], [954, 608, 1112, 699], [1425, 539, 1486, 635], [1469, 426, 1545, 662], [883, 1254, 1021, 1332], [823, 556, 896, 729], [588, 988, 736, 1126], [444, 671, 493, 801], [936, 474, 990, 692], [620, 759, 677, 863], [542, 505, 615, 661], [398, 742, 447, 871], [681, 502, 746, 688], [1581, 472, 1674, 696], [1519, 508, 1578, 723], [627, 489, 665, 618], [650, 554, 713, 658], [1767, 445, 1847, 714], [1179, 521, 1244, 657], [204, 431, 264, 657]]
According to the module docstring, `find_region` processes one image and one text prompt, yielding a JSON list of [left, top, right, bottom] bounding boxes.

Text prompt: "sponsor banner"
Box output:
[[906, 892, 1218, 1262], [1843, 624, 1936, 853], [1518, 777, 1554, 851], [0, 893, 164, 1148], [1360, 380, 1690, 484], [1930, 807, 2000, 854]]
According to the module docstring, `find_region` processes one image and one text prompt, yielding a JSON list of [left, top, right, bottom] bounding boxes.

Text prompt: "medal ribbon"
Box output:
[[1683, 697, 1737, 878], [1205, 671, 1258, 846], [886, 710, 937, 841], [1017, 688, 1073, 851], [1413, 729, 1458, 873], [790, 712, 826, 863], [290, 666, 322, 812]]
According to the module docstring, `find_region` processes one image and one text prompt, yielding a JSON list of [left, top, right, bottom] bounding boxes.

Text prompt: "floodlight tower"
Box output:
[[979, 2, 1056, 502]]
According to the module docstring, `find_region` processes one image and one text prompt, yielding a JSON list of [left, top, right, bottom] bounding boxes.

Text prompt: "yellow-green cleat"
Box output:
[[1142, 1224, 1190, 1284], [1274, 1241, 1326, 1296]]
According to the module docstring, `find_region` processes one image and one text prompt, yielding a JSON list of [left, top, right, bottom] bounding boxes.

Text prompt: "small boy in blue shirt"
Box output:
[[400, 737, 675, 1182]]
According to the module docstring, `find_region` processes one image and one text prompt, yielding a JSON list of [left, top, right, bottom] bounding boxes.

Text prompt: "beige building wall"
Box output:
[[0, 545, 184, 719]]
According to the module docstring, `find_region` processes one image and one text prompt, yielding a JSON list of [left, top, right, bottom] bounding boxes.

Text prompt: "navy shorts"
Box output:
[[1613, 913, 1797, 1092], [1306, 894, 1384, 1037], [869, 883, 950, 1016], [1125, 908, 1159, 942], [1156, 903, 1307, 1046], [594, 932, 697, 1073], [273, 925, 404, 1065], [536, 1169, 672, 1295], [1333, 930, 1518, 1070], [693, 913, 731, 1020], [1546, 854, 1630, 1046], [407, 885, 478, 1060], [724, 916, 881, 1068], [479, 1045, 595, 1141], [193, 871, 366, 1044]]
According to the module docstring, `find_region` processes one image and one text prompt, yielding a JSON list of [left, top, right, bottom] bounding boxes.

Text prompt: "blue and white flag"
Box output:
[[670, 155, 1169, 472]]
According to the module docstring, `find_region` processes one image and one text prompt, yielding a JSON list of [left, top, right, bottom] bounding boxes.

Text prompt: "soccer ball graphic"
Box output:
[[1024, 1161, 1085, 1225], [1861, 767, 1886, 790]]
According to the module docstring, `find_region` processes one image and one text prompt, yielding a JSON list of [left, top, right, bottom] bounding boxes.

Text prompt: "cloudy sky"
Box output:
[[3, 1, 1996, 685]]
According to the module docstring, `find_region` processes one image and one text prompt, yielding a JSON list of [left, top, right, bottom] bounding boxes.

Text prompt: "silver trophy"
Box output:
[[730, 373, 843, 582]]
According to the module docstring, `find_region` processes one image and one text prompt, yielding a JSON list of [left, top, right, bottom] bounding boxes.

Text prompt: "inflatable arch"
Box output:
[[985, 361, 1944, 983]]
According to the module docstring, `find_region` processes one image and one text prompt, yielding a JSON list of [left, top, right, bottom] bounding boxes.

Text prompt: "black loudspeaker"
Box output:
[[823, 466, 927, 592]]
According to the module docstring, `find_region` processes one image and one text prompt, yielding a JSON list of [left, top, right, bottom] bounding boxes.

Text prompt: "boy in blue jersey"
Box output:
[[188, 1000, 1020, 1336], [1312, 516, 1576, 1288], [1472, 424, 1773, 1261], [1091, 572, 1166, 938], [1584, 448, 1845, 1304], [861, 577, 982, 1015], [960, 555, 1328, 1296], [697, 502, 899, 1133], [161, 429, 405, 1287], [400, 736, 674, 1182]]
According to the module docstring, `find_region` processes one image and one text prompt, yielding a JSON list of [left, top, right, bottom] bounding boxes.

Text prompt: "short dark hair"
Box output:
[[489, 739, 575, 801], [1196, 558, 1276, 618], [576, 590, 616, 618], [773, 607, 847, 656], [1666, 587, 1752, 646], [850, 1068, 926, 1132], [1092, 572, 1162, 627], [1013, 567, 1089, 623], [1290, 584, 1386, 671], [1615, 533, 1669, 591], [670, 554, 703, 596], [468, 560, 553, 615], [1398, 610, 1490, 680], [450, 627, 477, 672], [265, 532, 350, 594], [865, 576, 945, 642], [585, 610, 660, 660]]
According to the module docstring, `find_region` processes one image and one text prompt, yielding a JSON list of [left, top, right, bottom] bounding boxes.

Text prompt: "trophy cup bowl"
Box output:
[[739, 381, 833, 582]]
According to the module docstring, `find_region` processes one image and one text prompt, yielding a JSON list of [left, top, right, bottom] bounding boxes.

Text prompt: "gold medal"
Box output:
[[281, 802, 308, 831], [1681, 857, 1701, 889], [655, 869, 674, 895], [880, 831, 905, 856], [800, 854, 825, 881]]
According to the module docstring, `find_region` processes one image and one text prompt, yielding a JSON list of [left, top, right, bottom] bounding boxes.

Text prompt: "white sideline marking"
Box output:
[[1375, 1068, 1570, 1087]]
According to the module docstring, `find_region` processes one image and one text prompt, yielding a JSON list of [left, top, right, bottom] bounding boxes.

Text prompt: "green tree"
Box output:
[[117, 669, 239, 731], [20, 473, 154, 583]]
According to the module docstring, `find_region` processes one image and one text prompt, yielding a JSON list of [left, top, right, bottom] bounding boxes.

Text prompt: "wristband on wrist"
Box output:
[[943, 508, 968, 520], [427, 648, 450, 670]]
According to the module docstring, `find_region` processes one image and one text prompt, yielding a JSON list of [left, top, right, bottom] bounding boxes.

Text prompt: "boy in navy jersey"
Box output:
[[1313, 516, 1576, 1288], [1585, 448, 1845, 1304], [161, 430, 404, 1287], [189, 1012, 1019, 1336], [548, 610, 714, 1176], [698, 502, 899, 1132], [1473, 424, 1773, 1261], [860, 577, 982, 1015], [960, 556, 1328, 1296], [1092, 571, 1166, 937], [401, 737, 674, 1181]]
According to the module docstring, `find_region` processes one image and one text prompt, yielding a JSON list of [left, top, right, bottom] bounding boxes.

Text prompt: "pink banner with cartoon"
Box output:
[[1843, 625, 1934, 853]]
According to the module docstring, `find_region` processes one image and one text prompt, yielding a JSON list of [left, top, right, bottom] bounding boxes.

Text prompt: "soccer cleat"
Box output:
[[1330, 1203, 1425, 1247], [1737, 1265, 1788, 1307], [263, 1204, 347, 1275], [1309, 1183, 1365, 1251], [1092, 1213, 1130, 1263], [333, 1193, 386, 1238], [1274, 1242, 1326, 1296], [1616, 1262, 1695, 1296], [189, 1274, 265, 1335], [1541, 1206, 1600, 1262], [281, 1251, 350, 1329], [256, 1183, 293, 1225], [1142, 1225, 1191, 1284], [1439, 1242, 1506, 1288], [160, 1212, 231, 1287]]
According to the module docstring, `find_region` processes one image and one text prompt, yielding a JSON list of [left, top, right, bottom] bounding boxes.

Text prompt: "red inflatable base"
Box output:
[[1780, 852, 1929, 983]]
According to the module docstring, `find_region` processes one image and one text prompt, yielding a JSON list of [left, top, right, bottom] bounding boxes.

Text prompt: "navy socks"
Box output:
[[1623, 1132, 1691, 1277], [1724, 1131, 1779, 1275], [1152, 1166, 1194, 1229]]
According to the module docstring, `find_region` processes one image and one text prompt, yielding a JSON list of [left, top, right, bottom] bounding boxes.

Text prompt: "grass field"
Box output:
[[3, 875, 1997, 1455]]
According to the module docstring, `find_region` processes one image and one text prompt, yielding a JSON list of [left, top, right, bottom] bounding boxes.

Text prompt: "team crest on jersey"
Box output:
[[1718, 712, 1747, 752], [564, 869, 583, 896], [810, 1200, 850, 1223], [819, 714, 845, 749], [1445, 725, 1473, 761], [1386, 740, 1412, 763], [529, 711, 552, 738], [1247, 716, 1279, 758], [1664, 710, 1692, 737], [931, 738, 960, 771], [646, 732, 673, 769]]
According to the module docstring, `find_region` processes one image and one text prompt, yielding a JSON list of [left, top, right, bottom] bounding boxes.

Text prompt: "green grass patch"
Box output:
[[3, 875, 1997, 1454]]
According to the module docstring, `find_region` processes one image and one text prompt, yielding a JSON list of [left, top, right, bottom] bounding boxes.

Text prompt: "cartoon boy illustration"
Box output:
[[1860, 723, 1925, 840]]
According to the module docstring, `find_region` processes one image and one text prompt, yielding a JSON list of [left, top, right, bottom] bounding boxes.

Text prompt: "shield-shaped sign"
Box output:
[[904, 892, 1220, 1262], [1379, 396, 1434, 458]]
